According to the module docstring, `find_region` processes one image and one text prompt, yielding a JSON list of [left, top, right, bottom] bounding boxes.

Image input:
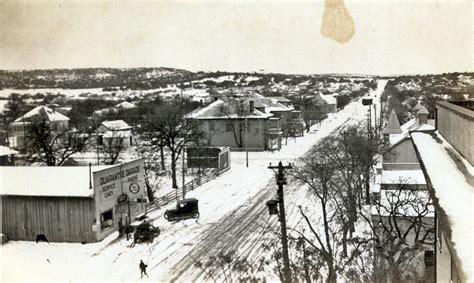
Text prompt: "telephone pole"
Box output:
[[268, 161, 292, 283], [245, 116, 248, 167]]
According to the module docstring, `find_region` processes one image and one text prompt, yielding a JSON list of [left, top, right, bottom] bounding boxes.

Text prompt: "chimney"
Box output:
[[249, 100, 254, 113], [417, 106, 429, 125]]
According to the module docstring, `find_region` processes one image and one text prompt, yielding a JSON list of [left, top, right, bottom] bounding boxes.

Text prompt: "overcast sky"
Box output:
[[0, 0, 472, 75]]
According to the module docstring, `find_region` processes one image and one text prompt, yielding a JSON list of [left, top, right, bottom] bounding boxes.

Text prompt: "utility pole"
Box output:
[[368, 104, 372, 140], [268, 161, 292, 283], [245, 116, 248, 167], [373, 104, 377, 141], [182, 133, 186, 199]]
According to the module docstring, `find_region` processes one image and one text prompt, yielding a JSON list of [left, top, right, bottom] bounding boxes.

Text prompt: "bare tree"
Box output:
[[361, 181, 435, 283], [329, 125, 380, 255], [99, 133, 126, 165], [141, 97, 204, 188], [193, 251, 265, 282], [290, 137, 371, 283], [291, 93, 328, 133], [25, 117, 90, 166], [218, 98, 250, 148]]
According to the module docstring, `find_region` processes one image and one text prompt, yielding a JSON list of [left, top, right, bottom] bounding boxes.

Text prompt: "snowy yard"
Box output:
[[1, 81, 387, 282]]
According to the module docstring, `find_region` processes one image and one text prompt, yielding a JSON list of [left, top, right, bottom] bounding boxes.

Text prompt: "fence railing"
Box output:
[[145, 166, 230, 213]]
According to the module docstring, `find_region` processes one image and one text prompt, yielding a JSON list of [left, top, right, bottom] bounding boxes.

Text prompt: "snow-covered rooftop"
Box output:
[[271, 96, 291, 103], [381, 170, 426, 185], [387, 117, 435, 147], [319, 93, 337, 105], [12, 105, 70, 124], [101, 120, 131, 131], [411, 132, 474, 281], [245, 96, 294, 113], [185, 99, 273, 119], [115, 101, 137, 109], [0, 146, 18, 156], [0, 165, 112, 197]]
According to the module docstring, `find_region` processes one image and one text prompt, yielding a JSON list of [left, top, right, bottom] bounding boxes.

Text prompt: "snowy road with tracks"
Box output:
[[1, 81, 387, 282]]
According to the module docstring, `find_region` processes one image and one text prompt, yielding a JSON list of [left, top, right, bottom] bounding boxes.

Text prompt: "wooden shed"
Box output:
[[1, 158, 147, 243]]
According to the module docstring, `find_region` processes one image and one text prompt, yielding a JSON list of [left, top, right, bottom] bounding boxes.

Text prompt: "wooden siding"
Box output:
[[437, 102, 474, 166], [1, 196, 96, 243], [383, 139, 419, 164]]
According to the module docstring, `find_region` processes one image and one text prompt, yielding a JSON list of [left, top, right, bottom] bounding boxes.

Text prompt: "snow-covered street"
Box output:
[[1, 81, 387, 282]]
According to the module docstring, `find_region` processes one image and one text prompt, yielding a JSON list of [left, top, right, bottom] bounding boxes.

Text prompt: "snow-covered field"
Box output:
[[1, 81, 387, 282]]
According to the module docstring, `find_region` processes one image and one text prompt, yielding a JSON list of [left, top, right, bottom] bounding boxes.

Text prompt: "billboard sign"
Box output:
[[93, 158, 146, 209]]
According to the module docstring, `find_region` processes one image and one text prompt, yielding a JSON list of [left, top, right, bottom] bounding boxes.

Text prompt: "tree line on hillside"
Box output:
[[0, 67, 201, 89]]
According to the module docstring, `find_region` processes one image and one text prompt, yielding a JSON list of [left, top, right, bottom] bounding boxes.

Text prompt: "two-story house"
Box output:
[[9, 105, 70, 150], [185, 98, 283, 151]]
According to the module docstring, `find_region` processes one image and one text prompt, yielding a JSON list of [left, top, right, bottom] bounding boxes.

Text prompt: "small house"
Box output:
[[96, 120, 134, 148]]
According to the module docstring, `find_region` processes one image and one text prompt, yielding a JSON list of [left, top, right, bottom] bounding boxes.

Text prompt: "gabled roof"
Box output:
[[115, 101, 137, 109], [382, 110, 402, 135], [185, 99, 273, 119], [100, 120, 131, 131], [13, 105, 69, 124]]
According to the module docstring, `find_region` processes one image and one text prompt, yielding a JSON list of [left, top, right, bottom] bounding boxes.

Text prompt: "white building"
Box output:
[[9, 105, 70, 149], [96, 120, 134, 148]]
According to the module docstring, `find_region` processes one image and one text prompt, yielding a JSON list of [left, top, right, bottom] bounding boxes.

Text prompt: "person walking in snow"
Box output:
[[139, 260, 148, 278]]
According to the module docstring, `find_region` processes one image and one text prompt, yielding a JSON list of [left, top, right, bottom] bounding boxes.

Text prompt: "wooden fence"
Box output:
[[145, 166, 230, 213]]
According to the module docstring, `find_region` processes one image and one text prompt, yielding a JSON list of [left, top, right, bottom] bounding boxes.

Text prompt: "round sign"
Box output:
[[129, 183, 140, 194]]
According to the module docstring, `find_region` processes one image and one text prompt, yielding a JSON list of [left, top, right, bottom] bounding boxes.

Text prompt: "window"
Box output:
[[97, 135, 103, 145], [208, 121, 215, 131], [424, 250, 434, 266], [226, 122, 233, 132], [100, 209, 113, 230]]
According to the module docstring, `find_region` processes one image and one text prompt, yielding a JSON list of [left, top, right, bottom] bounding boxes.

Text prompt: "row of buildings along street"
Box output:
[[1, 71, 473, 282]]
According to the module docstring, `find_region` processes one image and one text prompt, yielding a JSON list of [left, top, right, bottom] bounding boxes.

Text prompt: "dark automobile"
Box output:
[[164, 198, 199, 221]]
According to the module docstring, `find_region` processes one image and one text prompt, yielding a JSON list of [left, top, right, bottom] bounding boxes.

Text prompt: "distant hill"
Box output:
[[0, 67, 200, 89]]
